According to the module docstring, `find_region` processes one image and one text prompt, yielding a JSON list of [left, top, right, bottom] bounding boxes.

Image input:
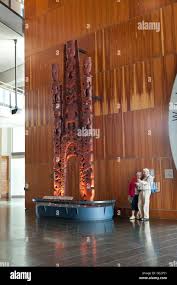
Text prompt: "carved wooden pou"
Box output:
[[52, 40, 94, 200]]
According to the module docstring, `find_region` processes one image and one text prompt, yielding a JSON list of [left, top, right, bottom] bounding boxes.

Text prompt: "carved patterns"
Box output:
[[52, 40, 94, 200], [52, 64, 63, 195], [80, 57, 94, 200]]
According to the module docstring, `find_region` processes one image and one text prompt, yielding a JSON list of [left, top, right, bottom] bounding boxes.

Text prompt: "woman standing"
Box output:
[[137, 168, 154, 221], [128, 172, 142, 220]]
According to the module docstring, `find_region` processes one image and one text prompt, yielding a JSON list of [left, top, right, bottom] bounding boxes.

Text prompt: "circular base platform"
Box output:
[[33, 198, 116, 221]]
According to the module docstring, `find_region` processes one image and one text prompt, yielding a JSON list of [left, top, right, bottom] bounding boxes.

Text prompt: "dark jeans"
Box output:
[[131, 194, 139, 211]]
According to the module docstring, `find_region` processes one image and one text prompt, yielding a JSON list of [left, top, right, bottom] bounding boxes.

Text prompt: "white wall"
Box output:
[[0, 127, 25, 198], [10, 156, 25, 197], [10, 126, 25, 197], [12, 126, 25, 152], [0, 127, 12, 155]]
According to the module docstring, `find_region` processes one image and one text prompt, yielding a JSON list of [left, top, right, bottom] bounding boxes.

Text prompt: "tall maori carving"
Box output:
[[52, 64, 63, 195], [80, 57, 94, 200], [52, 40, 94, 200]]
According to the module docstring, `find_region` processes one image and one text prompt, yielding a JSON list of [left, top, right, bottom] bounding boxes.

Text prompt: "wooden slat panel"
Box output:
[[162, 4, 176, 54], [104, 113, 123, 159], [173, 2, 177, 52], [93, 116, 104, 160], [25, 0, 176, 57]]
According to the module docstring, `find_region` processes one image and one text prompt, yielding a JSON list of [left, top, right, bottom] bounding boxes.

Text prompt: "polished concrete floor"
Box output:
[[0, 199, 177, 267]]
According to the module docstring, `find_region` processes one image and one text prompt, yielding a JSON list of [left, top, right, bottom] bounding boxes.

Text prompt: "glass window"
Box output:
[[17, 93, 24, 109], [1, 0, 9, 6], [0, 88, 4, 105], [11, 92, 15, 108], [11, 0, 24, 17], [4, 89, 9, 106], [0, 87, 10, 107]]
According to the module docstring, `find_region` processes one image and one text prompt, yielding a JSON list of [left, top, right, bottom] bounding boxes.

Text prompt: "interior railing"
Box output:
[[0, 0, 24, 17]]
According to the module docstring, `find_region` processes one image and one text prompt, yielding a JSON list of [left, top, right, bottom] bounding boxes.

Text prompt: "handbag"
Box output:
[[151, 182, 158, 193]]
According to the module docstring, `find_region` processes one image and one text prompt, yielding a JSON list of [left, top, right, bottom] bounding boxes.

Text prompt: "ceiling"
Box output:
[[0, 21, 24, 73]]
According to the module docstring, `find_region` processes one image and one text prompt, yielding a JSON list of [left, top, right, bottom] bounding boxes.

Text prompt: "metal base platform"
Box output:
[[32, 198, 116, 221]]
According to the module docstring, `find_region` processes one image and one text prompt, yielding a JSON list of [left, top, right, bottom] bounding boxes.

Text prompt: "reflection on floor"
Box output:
[[0, 199, 177, 267]]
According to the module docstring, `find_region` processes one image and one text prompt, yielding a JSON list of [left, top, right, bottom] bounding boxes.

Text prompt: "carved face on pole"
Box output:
[[52, 82, 59, 95], [84, 57, 92, 74], [52, 64, 58, 81], [83, 77, 91, 90], [66, 41, 76, 59]]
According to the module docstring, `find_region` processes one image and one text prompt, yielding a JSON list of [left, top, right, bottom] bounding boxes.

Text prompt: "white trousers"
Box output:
[[138, 190, 151, 219]]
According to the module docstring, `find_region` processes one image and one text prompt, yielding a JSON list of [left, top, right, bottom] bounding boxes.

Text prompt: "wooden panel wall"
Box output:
[[0, 156, 9, 199], [25, 0, 177, 219]]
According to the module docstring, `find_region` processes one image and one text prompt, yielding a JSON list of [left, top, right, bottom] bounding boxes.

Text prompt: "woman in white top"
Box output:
[[136, 168, 154, 221]]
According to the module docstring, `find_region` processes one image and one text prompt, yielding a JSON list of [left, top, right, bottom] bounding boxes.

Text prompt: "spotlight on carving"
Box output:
[[86, 24, 91, 30]]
